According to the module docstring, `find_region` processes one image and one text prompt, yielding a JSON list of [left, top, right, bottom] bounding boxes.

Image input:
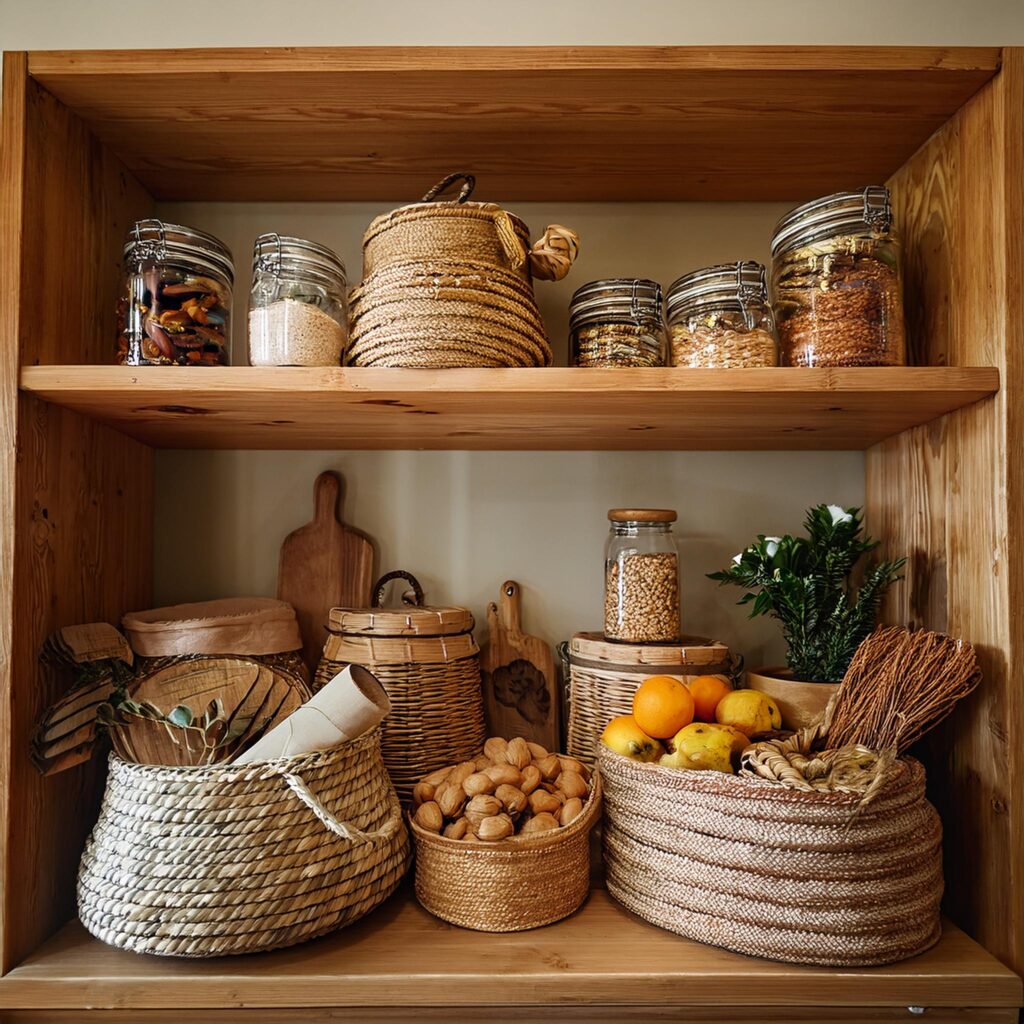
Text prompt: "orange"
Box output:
[[632, 675, 695, 739], [687, 674, 733, 723]]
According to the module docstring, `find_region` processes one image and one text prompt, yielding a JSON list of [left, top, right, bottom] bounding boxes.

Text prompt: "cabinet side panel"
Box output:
[[0, 60, 154, 971], [868, 49, 1024, 974]]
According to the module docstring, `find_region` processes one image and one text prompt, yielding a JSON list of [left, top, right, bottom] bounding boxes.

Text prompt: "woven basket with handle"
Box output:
[[347, 173, 577, 368], [77, 725, 410, 957]]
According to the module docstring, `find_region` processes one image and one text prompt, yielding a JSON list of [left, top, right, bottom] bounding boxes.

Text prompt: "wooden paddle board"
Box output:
[[278, 471, 375, 674], [480, 580, 560, 750]]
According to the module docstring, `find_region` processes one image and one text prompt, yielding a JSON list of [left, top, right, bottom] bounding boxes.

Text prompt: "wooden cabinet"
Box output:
[[0, 45, 1021, 1020]]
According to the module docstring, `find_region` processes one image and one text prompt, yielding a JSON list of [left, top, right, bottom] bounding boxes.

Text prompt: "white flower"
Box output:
[[827, 504, 853, 525], [763, 536, 781, 558], [732, 552, 744, 565]]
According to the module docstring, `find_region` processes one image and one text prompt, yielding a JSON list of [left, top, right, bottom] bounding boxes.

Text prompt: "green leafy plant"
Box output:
[[708, 504, 905, 683]]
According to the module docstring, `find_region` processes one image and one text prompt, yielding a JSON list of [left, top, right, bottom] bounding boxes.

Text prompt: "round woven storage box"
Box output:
[[77, 726, 410, 957], [599, 746, 943, 966], [315, 572, 486, 801], [563, 633, 734, 765], [409, 775, 602, 931]]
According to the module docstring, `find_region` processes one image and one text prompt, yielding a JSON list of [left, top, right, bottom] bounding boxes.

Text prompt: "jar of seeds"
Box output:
[[116, 219, 233, 366], [770, 187, 906, 367], [569, 279, 666, 367], [604, 509, 680, 644], [666, 261, 778, 368], [248, 233, 349, 366]]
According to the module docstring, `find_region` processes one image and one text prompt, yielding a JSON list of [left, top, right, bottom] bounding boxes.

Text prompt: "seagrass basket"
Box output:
[[410, 774, 602, 932], [561, 633, 735, 765], [315, 571, 486, 801], [77, 725, 410, 957], [599, 740, 943, 966], [347, 173, 577, 368]]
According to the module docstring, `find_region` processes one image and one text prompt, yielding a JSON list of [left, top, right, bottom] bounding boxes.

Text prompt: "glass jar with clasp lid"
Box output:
[[666, 261, 778, 368], [569, 278, 666, 367], [248, 233, 349, 366], [116, 219, 233, 366]]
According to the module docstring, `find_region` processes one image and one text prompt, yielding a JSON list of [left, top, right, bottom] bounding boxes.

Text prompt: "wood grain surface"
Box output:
[[26, 46, 999, 202], [0, 893, 1017, 1012], [866, 48, 1024, 976], [277, 472, 374, 673], [481, 581, 560, 749], [0, 55, 155, 971], [17, 366, 998, 451]]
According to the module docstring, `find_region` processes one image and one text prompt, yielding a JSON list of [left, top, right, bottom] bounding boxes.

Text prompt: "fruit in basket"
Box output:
[[600, 715, 664, 762], [659, 723, 739, 773], [414, 801, 443, 832], [478, 813, 515, 841], [520, 811, 560, 835], [632, 676, 695, 738], [687, 674, 733, 722], [715, 689, 782, 737]]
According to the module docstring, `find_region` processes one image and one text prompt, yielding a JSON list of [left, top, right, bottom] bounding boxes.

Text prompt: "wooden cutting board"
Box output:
[[480, 581, 560, 750], [278, 471, 375, 674]]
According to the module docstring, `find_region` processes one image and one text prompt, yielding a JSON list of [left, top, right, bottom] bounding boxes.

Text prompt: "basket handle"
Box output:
[[372, 570, 425, 608], [421, 173, 476, 204], [279, 768, 404, 843]]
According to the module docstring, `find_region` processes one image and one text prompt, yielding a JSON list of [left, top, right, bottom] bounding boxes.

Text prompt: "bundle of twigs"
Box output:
[[823, 624, 983, 755]]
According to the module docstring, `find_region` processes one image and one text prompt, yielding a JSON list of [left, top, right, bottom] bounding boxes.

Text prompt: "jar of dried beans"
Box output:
[[666, 261, 778, 368], [770, 187, 906, 367], [569, 279, 666, 367], [116, 219, 233, 366], [604, 509, 680, 644], [248, 233, 349, 366]]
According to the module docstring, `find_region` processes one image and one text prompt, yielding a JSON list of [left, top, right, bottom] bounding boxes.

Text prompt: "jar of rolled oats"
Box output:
[[569, 279, 666, 367], [666, 261, 778, 368], [770, 187, 906, 367]]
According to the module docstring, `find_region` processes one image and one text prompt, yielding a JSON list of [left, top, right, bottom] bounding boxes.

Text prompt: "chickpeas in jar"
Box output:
[[569, 279, 666, 368], [770, 187, 906, 368], [666, 261, 778, 368]]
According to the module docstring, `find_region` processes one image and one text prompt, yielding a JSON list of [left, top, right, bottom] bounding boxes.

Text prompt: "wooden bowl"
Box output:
[[744, 667, 839, 731]]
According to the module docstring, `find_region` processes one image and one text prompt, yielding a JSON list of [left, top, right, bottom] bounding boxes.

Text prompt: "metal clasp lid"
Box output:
[[131, 218, 167, 263], [735, 261, 766, 330], [862, 185, 892, 231], [254, 232, 284, 277]]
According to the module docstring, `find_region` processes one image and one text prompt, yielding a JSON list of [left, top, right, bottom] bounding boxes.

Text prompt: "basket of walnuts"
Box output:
[[408, 735, 601, 931]]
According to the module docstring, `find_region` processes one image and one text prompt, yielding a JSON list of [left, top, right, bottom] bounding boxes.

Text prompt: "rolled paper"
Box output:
[[232, 664, 390, 763]]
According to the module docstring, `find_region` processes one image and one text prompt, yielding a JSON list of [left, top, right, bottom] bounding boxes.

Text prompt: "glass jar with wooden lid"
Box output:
[[604, 509, 680, 644]]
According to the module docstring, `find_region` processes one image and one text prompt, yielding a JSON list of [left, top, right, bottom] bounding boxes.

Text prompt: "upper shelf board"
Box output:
[[25, 46, 1001, 202], [19, 366, 998, 452]]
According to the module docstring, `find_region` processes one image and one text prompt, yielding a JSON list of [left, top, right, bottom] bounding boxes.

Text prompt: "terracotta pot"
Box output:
[[745, 667, 839, 731]]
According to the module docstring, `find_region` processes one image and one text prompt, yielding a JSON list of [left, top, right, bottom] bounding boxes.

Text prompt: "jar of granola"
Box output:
[[569, 279, 666, 367], [116, 219, 233, 366], [770, 187, 906, 367], [665, 261, 778, 368], [604, 509, 680, 644]]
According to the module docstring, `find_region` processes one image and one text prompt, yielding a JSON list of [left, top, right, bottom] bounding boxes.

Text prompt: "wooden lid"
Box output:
[[568, 632, 729, 668], [607, 509, 677, 523]]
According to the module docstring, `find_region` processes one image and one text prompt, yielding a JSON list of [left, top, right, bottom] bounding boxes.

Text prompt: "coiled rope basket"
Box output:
[[78, 725, 410, 957]]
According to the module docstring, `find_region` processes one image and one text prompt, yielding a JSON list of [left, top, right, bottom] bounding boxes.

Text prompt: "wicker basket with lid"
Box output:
[[315, 571, 487, 799]]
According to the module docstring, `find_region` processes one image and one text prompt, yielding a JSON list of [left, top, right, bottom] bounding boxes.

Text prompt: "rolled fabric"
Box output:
[[233, 664, 390, 763]]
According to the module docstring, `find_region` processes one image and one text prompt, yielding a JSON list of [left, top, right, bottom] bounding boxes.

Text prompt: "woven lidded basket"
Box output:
[[599, 742, 943, 966], [315, 571, 486, 800], [348, 173, 577, 368], [78, 725, 410, 957], [562, 633, 735, 765], [410, 774, 602, 931]]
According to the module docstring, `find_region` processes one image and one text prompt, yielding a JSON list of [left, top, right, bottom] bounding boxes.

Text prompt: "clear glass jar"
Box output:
[[666, 261, 778, 368], [604, 509, 680, 643], [569, 279, 666, 367], [116, 219, 233, 366], [770, 187, 906, 367], [248, 233, 349, 366]]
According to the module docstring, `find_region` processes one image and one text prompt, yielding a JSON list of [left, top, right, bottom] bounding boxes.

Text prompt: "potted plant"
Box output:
[[708, 504, 905, 728]]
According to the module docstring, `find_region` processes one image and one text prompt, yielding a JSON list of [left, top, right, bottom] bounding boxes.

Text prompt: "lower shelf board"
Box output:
[[0, 890, 1018, 1016]]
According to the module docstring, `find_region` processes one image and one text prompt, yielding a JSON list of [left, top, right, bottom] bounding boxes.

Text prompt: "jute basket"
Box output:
[[78, 725, 410, 957], [410, 774, 602, 931], [562, 633, 735, 766], [347, 173, 577, 368], [599, 742, 943, 966], [315, 572, 486, 801]]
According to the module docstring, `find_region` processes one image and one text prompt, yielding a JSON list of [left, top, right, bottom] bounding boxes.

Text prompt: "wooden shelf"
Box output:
[[19, 365, 999, 451], [26, 46, 1000, 201], [0, 892, 1018, 1019]]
